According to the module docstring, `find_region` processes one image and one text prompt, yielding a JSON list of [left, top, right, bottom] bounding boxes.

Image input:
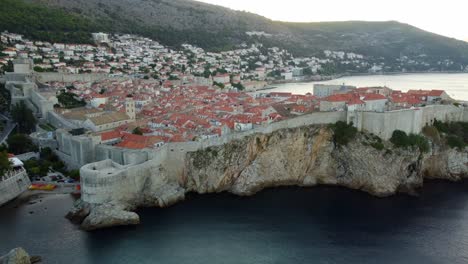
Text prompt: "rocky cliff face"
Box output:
[[70, 125, 468, 230]]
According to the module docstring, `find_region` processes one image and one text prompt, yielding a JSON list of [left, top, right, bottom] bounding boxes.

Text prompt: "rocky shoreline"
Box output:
[[68, 125, 468, 231]]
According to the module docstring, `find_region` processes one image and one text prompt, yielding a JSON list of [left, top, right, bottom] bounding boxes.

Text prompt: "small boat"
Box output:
[[29, 184, 57, 191]]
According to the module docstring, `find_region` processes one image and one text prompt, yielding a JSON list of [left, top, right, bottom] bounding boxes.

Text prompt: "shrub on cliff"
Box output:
[[390, 130, 429, 153], [329, 121, 357, 146], [390, 130, 409, 147], [432, 120, 468, 149], [408, 134, 430, 153], [447, 135, 465, 150], [422, 126, 440, 142]]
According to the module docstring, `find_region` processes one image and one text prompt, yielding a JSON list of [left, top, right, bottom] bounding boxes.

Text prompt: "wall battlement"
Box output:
[[0, 170, 31, 206]]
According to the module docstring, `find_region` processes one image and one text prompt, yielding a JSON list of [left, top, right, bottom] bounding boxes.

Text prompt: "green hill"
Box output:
[[2, 0, 468, 70]]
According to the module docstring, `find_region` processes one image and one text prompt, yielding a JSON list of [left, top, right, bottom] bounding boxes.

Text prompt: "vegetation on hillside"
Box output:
[[2, 0, 468, 70], [0, 0, 101, 44], [0, 150, 12, 175], [132, 127, 143, 135], [432, 120, 468, 149], [22, 147, 64, 177], [0, 83, 11, 113], [11, 101, 37, 134], [390, 130, 430, 153], [6, 134, 38, 154], [329, 121, 358, 146], [57, 90, 86, 109]]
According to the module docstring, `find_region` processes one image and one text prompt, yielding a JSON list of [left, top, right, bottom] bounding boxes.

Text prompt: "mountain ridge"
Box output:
[[3, 0, 468, 71]]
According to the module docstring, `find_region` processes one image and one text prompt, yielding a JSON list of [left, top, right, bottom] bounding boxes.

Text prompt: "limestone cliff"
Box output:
[[70, 125, 468, 230]]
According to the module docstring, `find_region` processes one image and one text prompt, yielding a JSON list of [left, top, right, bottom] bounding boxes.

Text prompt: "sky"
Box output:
[[196, 0, 468, 41]]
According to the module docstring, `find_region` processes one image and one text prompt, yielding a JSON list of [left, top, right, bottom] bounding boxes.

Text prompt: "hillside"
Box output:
[[3, 0, 468, 70]]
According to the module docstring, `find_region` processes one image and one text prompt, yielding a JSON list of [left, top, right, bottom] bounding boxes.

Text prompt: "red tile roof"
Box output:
[[101, 130, 122, 141], [362, 94, 386, 101], [428, 90, 445, 97], [323, 94, 355, 102]]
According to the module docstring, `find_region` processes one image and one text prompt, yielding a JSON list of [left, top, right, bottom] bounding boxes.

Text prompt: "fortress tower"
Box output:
[[125, 96, 136, 120]]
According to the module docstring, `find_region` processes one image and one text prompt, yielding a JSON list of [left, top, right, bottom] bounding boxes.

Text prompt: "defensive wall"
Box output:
[[351, 105, 466, 139], [80, 111, 347, 204], [55, 130, 97, 170], [6, 78, 57, 119], [34, 73, 111, 83], [0, 170, 31, 207], [47, 111, 79, 130], [77, 105, 468, 204]]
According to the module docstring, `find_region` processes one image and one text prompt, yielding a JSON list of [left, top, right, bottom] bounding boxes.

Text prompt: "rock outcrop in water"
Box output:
[[0, 248, 37, 264], [69, 125, 468, 230]]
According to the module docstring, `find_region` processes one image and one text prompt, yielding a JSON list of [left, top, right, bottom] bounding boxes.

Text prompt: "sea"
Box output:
[[260, 73, 468, 101], [1, 73, 468, 263]]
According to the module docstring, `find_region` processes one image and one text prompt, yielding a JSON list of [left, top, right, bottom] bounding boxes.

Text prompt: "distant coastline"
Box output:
[[269, 70, 468, 83], [262, 70, 468, 91]]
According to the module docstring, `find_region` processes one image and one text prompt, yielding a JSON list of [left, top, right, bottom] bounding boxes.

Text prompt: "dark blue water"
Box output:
[[1, 181, 468, 264]]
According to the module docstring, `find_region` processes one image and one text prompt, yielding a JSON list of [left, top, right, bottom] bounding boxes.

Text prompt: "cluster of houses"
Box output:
[[1, 31, 372, 86], [48, 78, 320, 149], [316, 84, 452, 112], [0, 31, 456, 151], [43, 74, 453, 151]]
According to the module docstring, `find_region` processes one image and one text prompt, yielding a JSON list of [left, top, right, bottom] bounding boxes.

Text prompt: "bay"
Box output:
[[262, 73, 468, 101]]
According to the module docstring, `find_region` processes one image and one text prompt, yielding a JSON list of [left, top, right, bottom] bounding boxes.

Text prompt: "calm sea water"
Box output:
[[263, 73, 468, 101], [2, 182, 468, 264]]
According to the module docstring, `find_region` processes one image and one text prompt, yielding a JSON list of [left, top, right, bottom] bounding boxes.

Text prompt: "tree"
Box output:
[[213, 82, 225, 89], [11, 101, 36, 134], [390, 130, 429, 153], [390, 130, 409, 147], [0, 83, 11, 113], [132, 127, 143, 135], [33, 66, 45, 72], [0, 150, 12, 175], [57, 91, 86, 109], [329, 121, 357, 146], [303, 67, 313, 76], [2, 61, 13, 73], [7, 134, 37, 154], [67, 169, 80, 180], [447, 135, 465, 149], [232, 82, 245, 91]]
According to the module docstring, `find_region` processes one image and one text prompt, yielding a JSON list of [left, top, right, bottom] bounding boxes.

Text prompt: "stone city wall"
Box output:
[[47, 112, 79, 130], [34, 73, 111, 83], [77, 106, 468, 205], [80, 111, 347, 204], [352, 105, 466, 140], [0, 171, 31, 206], [352, 109, 423, 140], [80, 159, 157, 204], [56, 130, 95, 167], [30, 90, 56, 118], [95, 144, 150, 165]]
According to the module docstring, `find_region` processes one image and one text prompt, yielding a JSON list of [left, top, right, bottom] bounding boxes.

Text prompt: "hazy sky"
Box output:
[[196, 0, 468, 41]]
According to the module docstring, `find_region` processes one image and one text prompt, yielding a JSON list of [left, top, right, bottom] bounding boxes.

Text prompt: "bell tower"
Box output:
[[125, 96, 136, 120]]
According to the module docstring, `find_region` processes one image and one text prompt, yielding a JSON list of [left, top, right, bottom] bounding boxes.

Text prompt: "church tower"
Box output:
[[125, 96, 136, 120]]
